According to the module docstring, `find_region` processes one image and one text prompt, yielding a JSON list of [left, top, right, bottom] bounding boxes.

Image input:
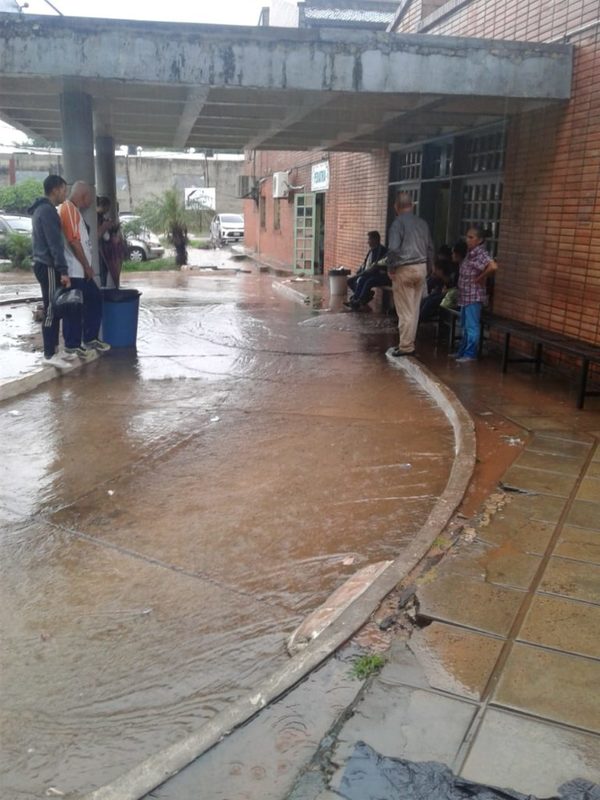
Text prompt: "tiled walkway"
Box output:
[[327, 430, 600, 797]]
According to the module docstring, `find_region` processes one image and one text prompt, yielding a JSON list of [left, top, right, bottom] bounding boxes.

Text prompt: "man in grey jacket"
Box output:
[[386, 192, 434, 357], [29, 175, 72, 368]]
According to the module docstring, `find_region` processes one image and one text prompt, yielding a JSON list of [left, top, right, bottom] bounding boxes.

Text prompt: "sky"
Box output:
[[0, 0, 268, 144]]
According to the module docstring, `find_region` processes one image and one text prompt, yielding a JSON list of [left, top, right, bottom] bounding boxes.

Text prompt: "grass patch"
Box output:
[[122, 257, 178, 272], [188, 238, 211, 249], [349, 653, 386, 680]]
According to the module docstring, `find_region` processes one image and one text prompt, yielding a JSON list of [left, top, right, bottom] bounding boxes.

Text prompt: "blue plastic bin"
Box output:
[[101, 288, 141, 347]]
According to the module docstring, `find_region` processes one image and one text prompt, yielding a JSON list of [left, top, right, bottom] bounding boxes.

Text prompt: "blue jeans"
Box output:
[[457, 302, 481, 358], [63, 277, 103, 348]]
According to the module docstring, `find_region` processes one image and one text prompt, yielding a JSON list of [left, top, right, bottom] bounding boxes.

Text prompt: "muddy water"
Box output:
[[0, 267, 453, 798]]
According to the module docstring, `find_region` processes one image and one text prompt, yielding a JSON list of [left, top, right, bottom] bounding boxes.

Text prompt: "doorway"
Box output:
[[314, 192, 325, 275]]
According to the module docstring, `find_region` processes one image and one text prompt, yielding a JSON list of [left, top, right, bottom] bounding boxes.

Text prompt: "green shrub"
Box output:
[[6, 232, 33, 269], [0, 180, 43, 215]]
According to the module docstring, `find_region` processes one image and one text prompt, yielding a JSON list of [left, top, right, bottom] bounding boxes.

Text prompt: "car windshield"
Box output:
[[4, 216, 32, 233], [220, 215, 243, 224]]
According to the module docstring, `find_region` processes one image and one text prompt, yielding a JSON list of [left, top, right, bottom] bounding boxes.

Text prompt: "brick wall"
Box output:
[[244, 149, 390, 272], [394, 0, 600, 348], [395, 0, 599, 39]]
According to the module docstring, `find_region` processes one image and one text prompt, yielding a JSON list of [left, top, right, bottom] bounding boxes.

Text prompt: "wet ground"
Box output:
[[0, 262, 454, 798]]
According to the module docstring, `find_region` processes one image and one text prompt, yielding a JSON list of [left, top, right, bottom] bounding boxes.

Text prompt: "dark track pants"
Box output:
[[33, 262, 62, 359]]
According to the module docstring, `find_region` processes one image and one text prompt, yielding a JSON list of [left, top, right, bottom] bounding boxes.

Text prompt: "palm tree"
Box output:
[[137, 189, 190, 266]]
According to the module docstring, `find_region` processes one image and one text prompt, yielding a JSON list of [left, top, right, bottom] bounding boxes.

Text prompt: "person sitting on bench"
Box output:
[[345, 231, 389, 310]]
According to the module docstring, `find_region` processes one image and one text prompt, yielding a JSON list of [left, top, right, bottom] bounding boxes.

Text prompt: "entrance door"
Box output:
[[314, 193, 325, 275], [293, 193, 316, 274]]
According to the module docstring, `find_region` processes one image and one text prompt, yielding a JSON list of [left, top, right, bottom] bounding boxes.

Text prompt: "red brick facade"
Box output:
[[393, 0, 600, 346], [244, 149, 390, 272], [245, 0, 599, 347]]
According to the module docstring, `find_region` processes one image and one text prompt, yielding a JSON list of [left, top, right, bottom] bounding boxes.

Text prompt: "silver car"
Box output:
[[120, 215, 165, 262], [0, 214, 32, 258]]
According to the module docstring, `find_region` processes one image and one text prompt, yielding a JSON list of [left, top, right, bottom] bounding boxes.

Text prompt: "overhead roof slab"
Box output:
[[0, 14, 573, 151]]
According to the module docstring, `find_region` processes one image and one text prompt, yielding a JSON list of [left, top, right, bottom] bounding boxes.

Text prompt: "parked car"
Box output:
[[119, 215, 165, 262], [210, 213, 244, 246], [0, 214, 32, 258]]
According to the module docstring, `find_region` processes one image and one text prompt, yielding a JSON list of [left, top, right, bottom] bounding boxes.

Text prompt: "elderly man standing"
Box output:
[[59, 181, 110, 357], [386, 192, 434, 357]]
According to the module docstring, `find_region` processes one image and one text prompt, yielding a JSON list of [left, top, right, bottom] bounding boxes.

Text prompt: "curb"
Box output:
[[79, 350, 476, 800], [0, 350, 100, 404], [271, 279, 312, 305]]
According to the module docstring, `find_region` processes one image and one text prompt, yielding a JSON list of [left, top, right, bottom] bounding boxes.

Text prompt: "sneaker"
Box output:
[[64, 346, 94, 360], [391, 348, 416, 357], [43, 354, 73, 371], [455, 356, 477, 363], [84, 339, 111, 353]]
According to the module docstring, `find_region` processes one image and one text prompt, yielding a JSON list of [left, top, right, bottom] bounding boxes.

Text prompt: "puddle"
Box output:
[[0, 265, 454, 797]]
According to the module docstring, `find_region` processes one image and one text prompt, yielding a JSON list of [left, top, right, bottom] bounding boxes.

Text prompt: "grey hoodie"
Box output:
[[28, 196, 68, 275]]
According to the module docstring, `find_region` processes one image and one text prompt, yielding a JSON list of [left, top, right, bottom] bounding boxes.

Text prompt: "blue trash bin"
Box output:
[[101, 288, 141, 347]]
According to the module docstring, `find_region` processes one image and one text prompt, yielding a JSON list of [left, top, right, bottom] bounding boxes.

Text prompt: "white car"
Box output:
[[210, 213, 244, 246]]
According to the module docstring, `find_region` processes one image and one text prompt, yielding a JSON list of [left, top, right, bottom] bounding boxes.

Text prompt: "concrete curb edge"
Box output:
[[0, 350, 100, 404], [79, 350, 476, 800]]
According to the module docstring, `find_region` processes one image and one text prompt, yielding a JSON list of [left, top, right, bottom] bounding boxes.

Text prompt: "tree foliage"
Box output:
[[136, 189, 193, 267], [6, 232, 33, 269], [0, 180, 44, 215]]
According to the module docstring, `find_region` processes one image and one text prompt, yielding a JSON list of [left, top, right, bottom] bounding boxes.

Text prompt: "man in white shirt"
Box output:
[[59, 181, 110, 357]]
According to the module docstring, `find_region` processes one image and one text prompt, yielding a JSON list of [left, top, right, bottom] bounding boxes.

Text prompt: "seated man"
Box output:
[[345, 230, 389, 310]]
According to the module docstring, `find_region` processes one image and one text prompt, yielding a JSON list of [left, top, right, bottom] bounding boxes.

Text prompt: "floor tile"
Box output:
[[408, 622, 504, 701], [519, 594, 600, 659], [528, 436, 593, 458], [479, 546, 541, 589], [587, 461, 600, 479], [417, 575, 524, 636], [567, 500, 600, 531], [502, 466, 578, 498], [540, 557, 600, 604], [434, 541, 541, 590], [330, 683, 476, 777], [478, 516, 556, 555], [494, 643, 600, 732], [513, 450, 584, 476], [554, 525, 600, 565], [577, 477, 600, 503], [461, 709, 600, 795], [503, 493, 566, 523], [533, 430, 594, 445], [514, 417, 573, 432]]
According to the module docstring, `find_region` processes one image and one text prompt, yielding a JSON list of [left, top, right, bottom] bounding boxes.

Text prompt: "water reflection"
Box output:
[[0, 269, 454, 798]]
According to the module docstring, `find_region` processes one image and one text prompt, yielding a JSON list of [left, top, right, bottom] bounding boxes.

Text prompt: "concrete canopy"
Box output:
[[0, 14, 572, 152]]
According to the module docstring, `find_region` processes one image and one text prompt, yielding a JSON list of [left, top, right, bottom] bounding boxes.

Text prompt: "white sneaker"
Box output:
[[43, 354, 73, 370], [59, 350, 78, 362]]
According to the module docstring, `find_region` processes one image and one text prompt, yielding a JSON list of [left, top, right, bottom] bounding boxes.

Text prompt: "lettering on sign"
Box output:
[[311, 161, 330, 192]]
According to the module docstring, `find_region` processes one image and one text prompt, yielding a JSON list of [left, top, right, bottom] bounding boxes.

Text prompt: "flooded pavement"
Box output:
[[0, 264, 454, 798]]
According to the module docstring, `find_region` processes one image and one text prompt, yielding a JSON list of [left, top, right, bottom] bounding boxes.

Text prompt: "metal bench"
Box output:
[[481, 313, 600, 409]]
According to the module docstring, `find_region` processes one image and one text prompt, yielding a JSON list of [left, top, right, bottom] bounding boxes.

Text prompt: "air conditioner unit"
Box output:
[[272, 171, 289, 199], [237, 175, 257, 198]]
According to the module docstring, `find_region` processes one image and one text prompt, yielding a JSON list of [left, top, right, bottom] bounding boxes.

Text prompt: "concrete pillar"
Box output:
[[60, 90, 99, 276], [95, 134, 117, 218]]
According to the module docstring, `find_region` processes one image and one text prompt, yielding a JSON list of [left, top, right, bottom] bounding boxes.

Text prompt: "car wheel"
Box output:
[[128, 246, 146, 262]]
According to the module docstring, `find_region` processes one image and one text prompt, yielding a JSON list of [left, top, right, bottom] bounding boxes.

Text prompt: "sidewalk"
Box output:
[[286, 328, 600, 799]]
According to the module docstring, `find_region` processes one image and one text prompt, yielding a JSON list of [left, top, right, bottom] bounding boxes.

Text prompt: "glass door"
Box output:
[[293, 193, 316, 275]]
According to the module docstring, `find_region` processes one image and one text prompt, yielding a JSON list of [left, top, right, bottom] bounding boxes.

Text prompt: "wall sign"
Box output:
[[185, 187, 216, 210], [311, 161, 330, 192]]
